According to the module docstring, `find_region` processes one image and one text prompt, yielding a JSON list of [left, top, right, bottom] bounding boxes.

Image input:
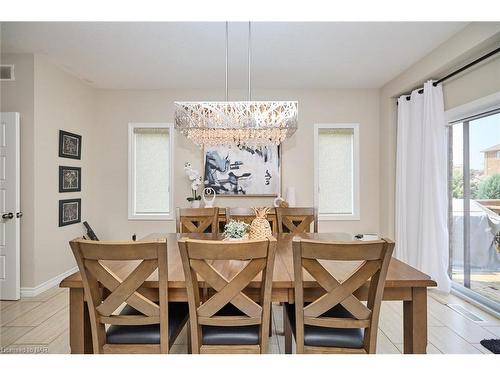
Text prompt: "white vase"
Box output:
[[191, 200, 201, 208]]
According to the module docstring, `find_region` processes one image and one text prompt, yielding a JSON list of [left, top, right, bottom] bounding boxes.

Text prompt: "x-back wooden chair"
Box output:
[[284, 237, 394, 354], [276, 207, 318, 234], [69, 238, 189, 354], [225, 207, 256, 225], [176, 207, 219, 234], [178, 237, 277, 354], [225, 207, 277, 233]]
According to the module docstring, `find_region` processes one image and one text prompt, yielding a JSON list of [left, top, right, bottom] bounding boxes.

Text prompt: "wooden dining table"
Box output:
[[59, 232, 437, 354]]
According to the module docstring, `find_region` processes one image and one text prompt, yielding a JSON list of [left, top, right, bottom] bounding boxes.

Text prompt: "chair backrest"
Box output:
[[69, 238, 169, 354], [276, 207, 318, 233], [178, 237, 277, 354], [292, 237, 394, 353], [225, 207, 278, 233], [176, 207, 219, 234], [225, 207, 256, 225]]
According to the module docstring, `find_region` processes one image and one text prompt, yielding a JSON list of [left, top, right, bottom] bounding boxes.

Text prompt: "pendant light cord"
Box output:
[[248, 21, 252, 101], [225, 21, 229, 101], [225, 21, 252, 101]]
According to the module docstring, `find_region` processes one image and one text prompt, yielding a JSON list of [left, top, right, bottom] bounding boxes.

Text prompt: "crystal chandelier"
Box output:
[[174, 22, 298, 147]]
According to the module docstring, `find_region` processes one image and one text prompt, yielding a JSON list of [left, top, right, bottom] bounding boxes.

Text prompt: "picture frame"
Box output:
[[59, 166, 81, 193], [58, 198, 81, 227], [203, 144, 281, 197], [59, 130, 82, 159]]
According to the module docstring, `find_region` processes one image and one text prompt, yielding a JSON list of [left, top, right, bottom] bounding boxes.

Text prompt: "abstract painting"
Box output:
[[59, 198, 81, 227], [59, 166, 81, 192], [204, 144, 280, 196], [59, 130, 82, 159]]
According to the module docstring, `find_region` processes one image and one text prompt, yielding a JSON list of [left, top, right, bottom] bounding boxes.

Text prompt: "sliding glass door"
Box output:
[[449, 110, 500, 312]]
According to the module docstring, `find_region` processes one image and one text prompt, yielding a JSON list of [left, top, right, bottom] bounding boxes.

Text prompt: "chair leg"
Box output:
[[187, 322, 192, 354], [283, 306, 292, 354], [269, 305, 273, 337]]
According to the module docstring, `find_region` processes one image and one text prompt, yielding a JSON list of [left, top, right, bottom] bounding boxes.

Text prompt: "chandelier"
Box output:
[[174, 22, 298, 147]]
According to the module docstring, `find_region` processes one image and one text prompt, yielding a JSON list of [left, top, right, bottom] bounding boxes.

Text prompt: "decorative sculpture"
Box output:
[[202, 187, 216, 208]]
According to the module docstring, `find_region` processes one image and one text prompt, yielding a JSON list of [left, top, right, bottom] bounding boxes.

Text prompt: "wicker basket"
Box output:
[[249, 207, 272, 240]]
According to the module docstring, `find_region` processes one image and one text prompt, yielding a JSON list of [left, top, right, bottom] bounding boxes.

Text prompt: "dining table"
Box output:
[[59, 232, 437, 354]]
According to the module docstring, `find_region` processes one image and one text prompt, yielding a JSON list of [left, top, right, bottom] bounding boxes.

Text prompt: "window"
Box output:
[[314, 124, 360, 220], [447, 94, 500, 313], [128, 123, 173, 220], [496, 150, 500, 159]]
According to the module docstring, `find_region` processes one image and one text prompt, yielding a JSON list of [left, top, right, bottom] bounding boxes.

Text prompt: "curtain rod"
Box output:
[[400, 46, 500, 102]]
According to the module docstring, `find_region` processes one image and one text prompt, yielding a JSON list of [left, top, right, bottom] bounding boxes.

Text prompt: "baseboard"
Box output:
[[20, 266, 78, 298]]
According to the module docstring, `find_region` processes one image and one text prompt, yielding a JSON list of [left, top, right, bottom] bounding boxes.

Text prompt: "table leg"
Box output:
[[69, 288, 93, 354], [283, 306, 292, 354], [403, 287, 427, 354]]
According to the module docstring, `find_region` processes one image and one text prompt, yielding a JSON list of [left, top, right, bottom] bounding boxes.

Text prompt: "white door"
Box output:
[[0, 113, 20, 300]]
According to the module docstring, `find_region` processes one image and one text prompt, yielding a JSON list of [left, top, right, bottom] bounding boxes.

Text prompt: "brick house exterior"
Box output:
[[482, 144, 500, 176]]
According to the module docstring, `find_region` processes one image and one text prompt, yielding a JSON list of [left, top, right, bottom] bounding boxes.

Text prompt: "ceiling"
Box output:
[[0, 22, 468, 90]]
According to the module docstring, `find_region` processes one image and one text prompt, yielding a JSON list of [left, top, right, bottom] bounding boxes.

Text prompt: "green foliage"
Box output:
[[452, 169, 463, 199], [223, 220, 250, 239], [451, 168, 481, 199], [477, 174, 500, 199]]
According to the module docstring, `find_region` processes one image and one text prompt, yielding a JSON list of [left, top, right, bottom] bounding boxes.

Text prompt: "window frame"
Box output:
[[128, 122, 174, 221], [313, 123, 360, 221]]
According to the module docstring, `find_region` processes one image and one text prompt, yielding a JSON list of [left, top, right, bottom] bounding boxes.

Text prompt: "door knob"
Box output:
[[2, 212, 14, 219]]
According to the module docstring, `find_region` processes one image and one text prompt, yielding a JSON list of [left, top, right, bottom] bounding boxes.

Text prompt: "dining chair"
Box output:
[[226, 207, 277, 232], [225, 207, 256, 225], [176, 207, 220, 234], [69, 238, 189, 354], [276, 207, 318, 233], [225, 206, 278, 337], [284, 237, 394, 354], [178, 236, 277, 354], [225, 207, 277, 232]]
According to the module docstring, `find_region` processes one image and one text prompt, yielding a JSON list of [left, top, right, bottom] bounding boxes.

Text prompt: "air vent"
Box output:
[[447, 304, 486, 322], [0, 65, 15, 81]]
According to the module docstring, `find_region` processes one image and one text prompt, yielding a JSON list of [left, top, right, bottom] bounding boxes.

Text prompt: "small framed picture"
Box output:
[[59, 130, 82, 159], [59, 166, 81, 193], [59, 198, 81, 227]]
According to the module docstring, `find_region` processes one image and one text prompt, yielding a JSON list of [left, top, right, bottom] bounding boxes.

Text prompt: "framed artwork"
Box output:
[[203, 144, 281, 196], [59, 198, 81, 227], [59, 166, 81, 193], [59, 130, 82, 159]]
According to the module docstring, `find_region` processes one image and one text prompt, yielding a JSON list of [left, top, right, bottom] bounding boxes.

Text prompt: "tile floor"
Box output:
[[1, 287, 499, 354]]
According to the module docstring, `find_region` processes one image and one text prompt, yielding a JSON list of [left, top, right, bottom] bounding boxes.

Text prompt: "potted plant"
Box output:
[[184, 162, 202, 208], [223, 220, 250, 241]]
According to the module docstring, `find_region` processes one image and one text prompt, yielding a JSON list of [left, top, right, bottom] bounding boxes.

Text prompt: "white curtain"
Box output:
[[395, 80, 451, 292]]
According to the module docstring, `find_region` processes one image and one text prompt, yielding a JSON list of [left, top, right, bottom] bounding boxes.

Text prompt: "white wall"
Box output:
[[7, 24, 497, 289], [93, 88, 380, 240], [0, 53, 36, 287], [379, 23, 500, 238], [2, 55, 381, 289], [32, 55, 96, 287], [1, 53, 96, 289]]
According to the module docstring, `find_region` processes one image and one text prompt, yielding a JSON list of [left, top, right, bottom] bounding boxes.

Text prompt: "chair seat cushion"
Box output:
[[202, 304, 260, 345], [285, 303, 364, 349], [106, 302, 189, 345]]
